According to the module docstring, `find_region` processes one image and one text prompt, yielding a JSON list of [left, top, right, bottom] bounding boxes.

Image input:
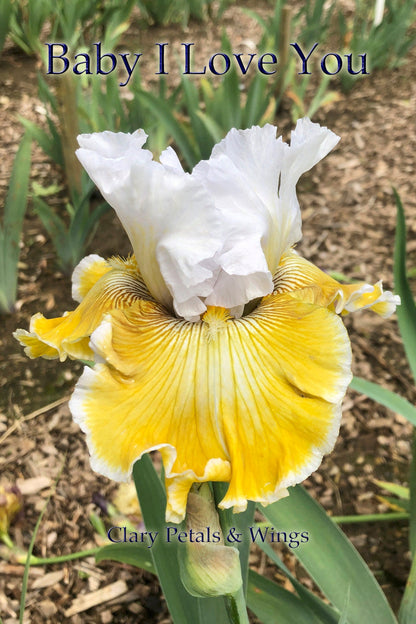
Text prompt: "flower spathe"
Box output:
[[14, 119, 400, 523]]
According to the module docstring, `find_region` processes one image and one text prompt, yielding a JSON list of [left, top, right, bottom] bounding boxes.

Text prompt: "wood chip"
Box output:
[[64, 580, 128, 617], [16, 476, 52, 495], [0, 396, 69, 445], [0, 563, 43, 577], [37, 599, 57, 617], [31, 569, 64, 589], [100, 611, 113, 624]]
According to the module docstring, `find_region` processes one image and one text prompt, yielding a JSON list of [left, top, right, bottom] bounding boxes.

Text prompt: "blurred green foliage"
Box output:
[[3, 0, 416, 282], [0, 134, 31, 314]]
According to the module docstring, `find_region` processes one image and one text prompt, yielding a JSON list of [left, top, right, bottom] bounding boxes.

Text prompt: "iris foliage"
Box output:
[[2, 1, 416, 622]]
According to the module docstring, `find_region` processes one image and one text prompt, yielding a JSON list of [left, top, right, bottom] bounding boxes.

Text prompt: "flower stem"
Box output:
[[17, 546, 101, 566], [0, 531, 14, 549], [225, 585, 250, 624], [211, 482, 252, 623], [331, 512, 409, 524]]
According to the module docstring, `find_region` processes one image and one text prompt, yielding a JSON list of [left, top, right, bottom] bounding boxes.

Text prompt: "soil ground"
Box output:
[[1, 2, 416, 622]]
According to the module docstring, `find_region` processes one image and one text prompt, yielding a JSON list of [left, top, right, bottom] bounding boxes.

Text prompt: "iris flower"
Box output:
[[15, 119, 399, 523]]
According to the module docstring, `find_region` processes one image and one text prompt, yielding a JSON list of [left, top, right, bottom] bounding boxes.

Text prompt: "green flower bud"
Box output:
[[178, 484, 242, 598]]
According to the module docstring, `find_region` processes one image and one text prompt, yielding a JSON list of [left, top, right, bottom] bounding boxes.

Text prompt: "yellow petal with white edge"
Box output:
[[274, 252, 400, 317], [70, 293, 352, 522], [13, 259, 151, 362], [71, 254, 112, 302], [71, 254, 142, 303]]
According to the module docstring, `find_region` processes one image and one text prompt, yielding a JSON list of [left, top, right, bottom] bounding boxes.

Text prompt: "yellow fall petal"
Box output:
[[14, 121, 401, 529], [13, 258, 151, 362], [70, 293, 351, 522], [71, 254, 112, 302], [0, 485, 22, 534], [275, 252, 399, 317]]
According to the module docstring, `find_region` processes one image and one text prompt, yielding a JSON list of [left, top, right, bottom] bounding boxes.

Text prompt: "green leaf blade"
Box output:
[[350, 376, 416, 426], [0, 0, 13, 55], [247, 570, 323, 624], [133, 455, 200, 624], [1, 132, 31, 313], [133, 455, 229, 624], [259, 486, 397, 624], [95, 542, 156, 574], [393, 189, 416, 383], [255, 539, 339, 624], [135, 90, 199, 169], [399, 554, 416, 624]]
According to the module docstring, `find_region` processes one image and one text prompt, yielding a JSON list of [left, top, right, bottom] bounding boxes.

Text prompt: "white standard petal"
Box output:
[[76, 131, 222, 320], [275, 118, 339, 269], [194, 120, 340, 307], [76, 122, 339, 320], [194, 125, 282, 309], [159, 146, 185, 172]]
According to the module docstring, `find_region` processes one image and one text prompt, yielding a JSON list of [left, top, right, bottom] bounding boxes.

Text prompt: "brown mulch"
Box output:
[[1, 1, 416, 622]]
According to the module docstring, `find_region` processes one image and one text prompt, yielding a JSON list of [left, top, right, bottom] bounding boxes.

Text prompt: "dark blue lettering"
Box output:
[[209, 53, 230, 75], [345, 53, 369, 75], [258, 53, 277, 75], [118, 53, 142, 86], [233, 52, 256, 75], [156, 42, 169, 75], [182, 43, 206, 75], [290, 42, 318, 74], [45, 43, 69, 74], [321, 52, 342, 75], [107, 526, 124, 543], [94, 42, 116, 75], [73, 53, 92, 75]]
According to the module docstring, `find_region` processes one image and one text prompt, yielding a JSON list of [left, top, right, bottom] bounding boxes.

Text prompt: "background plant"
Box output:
[[19, 65, 181, 274], [0, 133, 31, 314], [5, 0, 135, 57], [135, 31, 280, 170], [9, 0, 416, 276], [2, 0, 233, 55], [337, 0, 416, 90], [20, 73, 105, 274], [7, 0, 52, 57], [0, 0, 13, 56], [244, 0, 339, 124], [136, 0, 233, 27], [13, 0, 138, 274]]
